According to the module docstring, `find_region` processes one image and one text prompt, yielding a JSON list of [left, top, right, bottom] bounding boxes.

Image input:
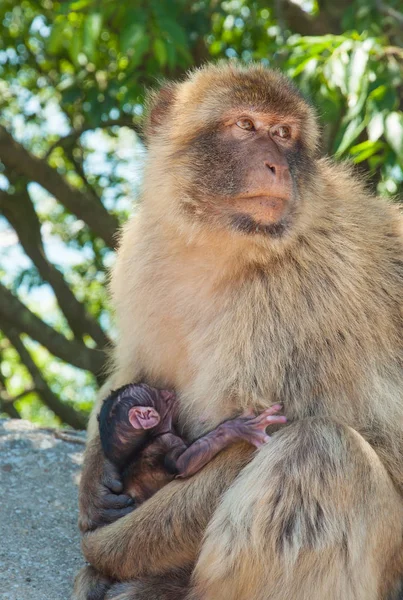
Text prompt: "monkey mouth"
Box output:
[[183, 194, 294, 238], [227, 195, 293, 237], [234, 195, 289, 219]]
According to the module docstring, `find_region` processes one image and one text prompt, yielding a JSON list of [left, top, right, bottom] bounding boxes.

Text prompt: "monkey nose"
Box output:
[[264, 161, 289, 179]]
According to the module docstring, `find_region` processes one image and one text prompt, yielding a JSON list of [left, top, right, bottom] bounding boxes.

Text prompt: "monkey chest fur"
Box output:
[[131, 249, 393, 437]]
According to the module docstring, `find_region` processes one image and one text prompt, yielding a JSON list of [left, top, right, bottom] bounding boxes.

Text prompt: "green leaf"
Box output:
[[290, 57, 318, 78], [153, 39, 167, 67], [121, 23, 146, 54], [158, 19, 187, 47], [345, 78, 369, 120], [128, 36, 150, 69], [335, 117, 366, 156], [325, 55, 348, 95], [210, 40, 223, 56], [367, 112, 384, 142], [61, 86, 82, 106], [294, 34, 342, 49], [384, 112, 403, 156], [368, 85, 398, 112], [349, 140, 385, 163], [68, 28, 82, 66], [48, 21, 67, 55], [347, 45, 369, 100], [165, 41, 176, 69], [83, 12, 102, 61]]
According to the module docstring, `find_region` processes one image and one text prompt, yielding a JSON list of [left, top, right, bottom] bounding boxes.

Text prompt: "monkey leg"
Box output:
[[72, 565, 113, 600], [104, 567, 192, 600], [72, 565, 191, 600], [190, 418, 403, 600]]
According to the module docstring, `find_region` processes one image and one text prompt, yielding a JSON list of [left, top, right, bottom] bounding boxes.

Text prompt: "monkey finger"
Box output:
[[103, 477, 124, 494], [244, 415, 287, 440], [247, 412, 286, 427], [249, 434, 271, 448], [102, 493, 135, 510], [102, 459, 125, 493], [100, 505, 136, 525], [250, 415, 287, 432], [265, 415, 287, 425]]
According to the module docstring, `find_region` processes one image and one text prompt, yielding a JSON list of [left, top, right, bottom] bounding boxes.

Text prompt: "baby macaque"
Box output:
[[99, 383, 286, 504]]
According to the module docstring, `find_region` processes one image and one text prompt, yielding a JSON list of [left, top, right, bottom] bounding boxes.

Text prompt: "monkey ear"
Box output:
[[144, 83, 177, 140], [128, 406, 161, 430]]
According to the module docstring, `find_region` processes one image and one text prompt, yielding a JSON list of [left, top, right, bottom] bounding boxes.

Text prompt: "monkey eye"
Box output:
[[272, 125, 291, 139], [236, 118, 255, 131]]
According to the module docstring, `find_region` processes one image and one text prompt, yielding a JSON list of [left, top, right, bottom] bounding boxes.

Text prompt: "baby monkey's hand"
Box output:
[[225, 404, 287, 448]]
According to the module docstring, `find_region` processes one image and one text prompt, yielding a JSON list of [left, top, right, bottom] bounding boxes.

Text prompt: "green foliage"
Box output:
[[0, 0, 402, 427], [284, 33, 403, 194]]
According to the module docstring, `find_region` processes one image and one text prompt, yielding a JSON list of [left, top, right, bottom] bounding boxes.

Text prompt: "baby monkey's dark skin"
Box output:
[[99, 383, 287, 504]]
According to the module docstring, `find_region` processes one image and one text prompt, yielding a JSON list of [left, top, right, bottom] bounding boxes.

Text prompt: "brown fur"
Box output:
[[75, 63, 403, 600], [74, 565, 191, 600]]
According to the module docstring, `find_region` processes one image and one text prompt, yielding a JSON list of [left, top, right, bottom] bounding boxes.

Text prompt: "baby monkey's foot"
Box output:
[[227, 404, 287, 448]]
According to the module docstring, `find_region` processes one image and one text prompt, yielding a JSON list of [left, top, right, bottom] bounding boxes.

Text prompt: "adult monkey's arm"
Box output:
[[78, 389, 137, 533], [81, 443, 253, 580]]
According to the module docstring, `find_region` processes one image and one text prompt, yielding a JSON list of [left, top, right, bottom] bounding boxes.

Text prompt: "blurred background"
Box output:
[[0, 0, 402, 429]]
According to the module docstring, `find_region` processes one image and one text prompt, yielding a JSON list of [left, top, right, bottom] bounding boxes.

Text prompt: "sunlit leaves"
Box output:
[[121, 22, 147, 55], [349, 139, 386, 163], [153, 39, 168, 67], [367, 112, 384, 142], [82, 12, 102, 62], [284, 30, 403, 194], [347, 44, 370, 104], [335, 117, 367, 156], [385, 112, 403, 159]]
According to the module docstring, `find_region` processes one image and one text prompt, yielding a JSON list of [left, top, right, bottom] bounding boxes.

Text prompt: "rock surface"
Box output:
[[0, 419, 85, 600]]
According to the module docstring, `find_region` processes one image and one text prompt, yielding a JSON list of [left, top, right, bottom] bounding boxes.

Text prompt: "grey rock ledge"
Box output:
[[0, 419, 85, 600]]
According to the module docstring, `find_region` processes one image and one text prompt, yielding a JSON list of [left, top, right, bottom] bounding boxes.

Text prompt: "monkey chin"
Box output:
[[229, 212, 289, 237]]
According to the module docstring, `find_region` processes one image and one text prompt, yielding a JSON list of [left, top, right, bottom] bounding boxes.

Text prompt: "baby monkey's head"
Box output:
[[98, 383, 175, 467]]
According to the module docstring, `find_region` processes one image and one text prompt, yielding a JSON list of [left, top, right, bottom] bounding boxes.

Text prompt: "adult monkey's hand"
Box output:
[[81, 443, 253, 580], [78, 438, 135, 533]]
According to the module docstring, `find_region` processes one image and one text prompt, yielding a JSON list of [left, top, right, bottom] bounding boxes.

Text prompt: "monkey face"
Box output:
[[145, 64, 320, 241], [180, 116, 317, 238], [98, 384, 177, 466]]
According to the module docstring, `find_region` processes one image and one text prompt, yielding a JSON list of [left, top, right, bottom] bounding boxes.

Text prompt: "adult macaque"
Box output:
[[99, 382, 286, 503], [75, 63, 403, 600]]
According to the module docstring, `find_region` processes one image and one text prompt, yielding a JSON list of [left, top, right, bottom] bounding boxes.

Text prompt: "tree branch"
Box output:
[[0, 396, 21, 419], [0, 282, 105, 375], [0, 126, 119, 248], [279, 0, 350, 35], [375, 0, 403, 24], [45, 117, 144, 158], [0, 387, 36, 404], [0, 366, 22, 419], [0, 322, 87, 429], [0, 186, 111, 348], [280, 0, 333, 35]]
